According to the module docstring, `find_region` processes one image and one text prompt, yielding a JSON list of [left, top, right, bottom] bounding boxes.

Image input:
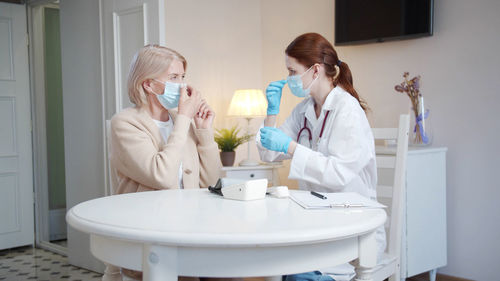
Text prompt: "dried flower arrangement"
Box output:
[[395, 72, 430, 144]]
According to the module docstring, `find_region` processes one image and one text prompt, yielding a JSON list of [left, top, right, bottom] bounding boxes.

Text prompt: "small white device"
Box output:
[[221, 178, 268, 201], [267, 186, 289, 198]]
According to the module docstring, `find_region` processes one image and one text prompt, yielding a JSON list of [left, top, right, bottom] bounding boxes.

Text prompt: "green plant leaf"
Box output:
[[214, 125, 253, 152]]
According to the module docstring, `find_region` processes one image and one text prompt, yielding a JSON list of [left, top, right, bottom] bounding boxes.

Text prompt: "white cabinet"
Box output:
[[377, 146, 447, 280], [221, 164, 282, 186]]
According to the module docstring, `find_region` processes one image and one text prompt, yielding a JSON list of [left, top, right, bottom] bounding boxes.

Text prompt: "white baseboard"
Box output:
[[49, 208, 67, 241]]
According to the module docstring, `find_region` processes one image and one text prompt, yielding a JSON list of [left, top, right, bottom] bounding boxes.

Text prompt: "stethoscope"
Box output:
[[296, 110, 331, 145]]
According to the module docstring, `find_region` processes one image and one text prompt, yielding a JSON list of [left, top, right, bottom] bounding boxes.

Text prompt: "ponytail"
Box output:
[[336, 61, 368, 111], [285, 33, 368, 112]]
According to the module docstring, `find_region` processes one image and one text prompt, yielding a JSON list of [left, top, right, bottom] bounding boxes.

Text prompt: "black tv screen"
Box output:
[[335, 0, 434, 45]]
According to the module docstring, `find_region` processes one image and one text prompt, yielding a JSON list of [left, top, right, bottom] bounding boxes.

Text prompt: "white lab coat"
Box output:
[[256, 86, 386, 280]]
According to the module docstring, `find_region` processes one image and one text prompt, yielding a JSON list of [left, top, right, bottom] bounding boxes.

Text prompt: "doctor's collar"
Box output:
[[321, 86, 342, 111], [298, 97, 315, 114], [300, 86, 339, 114]]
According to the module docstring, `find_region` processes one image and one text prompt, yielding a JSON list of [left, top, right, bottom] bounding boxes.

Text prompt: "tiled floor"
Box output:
[[0, 246, 102, 281], [0, 246, 267, 281], [51, 240, 68, 248]]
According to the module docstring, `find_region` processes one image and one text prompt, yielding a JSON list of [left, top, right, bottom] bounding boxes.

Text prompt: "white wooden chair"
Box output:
[[105, 119, 116, 196], [371, 114, 410, 281], [103, 120, 126, 281]]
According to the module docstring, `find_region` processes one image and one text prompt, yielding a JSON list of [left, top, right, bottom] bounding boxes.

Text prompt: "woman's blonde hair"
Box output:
[[127, 44, 187, 107]]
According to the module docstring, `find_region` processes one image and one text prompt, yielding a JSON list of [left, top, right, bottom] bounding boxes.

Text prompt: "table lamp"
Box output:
[[227, 89, 267, 166]]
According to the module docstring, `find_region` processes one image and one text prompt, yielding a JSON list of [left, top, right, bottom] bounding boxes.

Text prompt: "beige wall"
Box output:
[[164, 0, 263, 165], [164, 0, 499, 280], [335, 1, 500, 280]]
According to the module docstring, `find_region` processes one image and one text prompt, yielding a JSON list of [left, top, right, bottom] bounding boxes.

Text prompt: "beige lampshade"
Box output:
[[227, 89, 267, 117]]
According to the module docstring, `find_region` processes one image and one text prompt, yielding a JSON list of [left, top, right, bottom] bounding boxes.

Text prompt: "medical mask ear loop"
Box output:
[[148, 87, 161, 96], [302, 64, 321, 93], [149, 79, 165, 96], [150, 79, 187, 95], [150, 86, 162, 96], [295, 64, 315, 81], [304, 71, 319, 93]]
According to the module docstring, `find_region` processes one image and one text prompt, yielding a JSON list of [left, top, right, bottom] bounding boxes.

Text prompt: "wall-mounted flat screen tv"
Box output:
[[335, 0, 434, 45]]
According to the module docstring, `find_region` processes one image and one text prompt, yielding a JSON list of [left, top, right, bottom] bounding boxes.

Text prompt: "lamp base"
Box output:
[[238, 159, 260, 167]]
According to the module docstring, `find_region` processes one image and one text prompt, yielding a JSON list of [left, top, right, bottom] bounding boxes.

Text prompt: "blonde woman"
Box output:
[[105, 45, 222, 281]]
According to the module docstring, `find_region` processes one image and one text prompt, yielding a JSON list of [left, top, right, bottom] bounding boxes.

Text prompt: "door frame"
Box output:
[[98, 0, 111, 199], [27, 0, 67, 256]]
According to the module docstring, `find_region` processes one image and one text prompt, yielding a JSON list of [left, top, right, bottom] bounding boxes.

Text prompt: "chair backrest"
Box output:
[[372, 114, 410, 257], [105, 120, 117, 196]]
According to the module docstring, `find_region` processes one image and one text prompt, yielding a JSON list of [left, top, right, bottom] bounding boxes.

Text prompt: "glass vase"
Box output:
[[409, 96, 433, 146]]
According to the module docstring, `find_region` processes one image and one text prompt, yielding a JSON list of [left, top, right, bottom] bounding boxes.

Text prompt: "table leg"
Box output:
[[142, 244, 178, 281], [429, 269, 437, 281], [352, 231, 377, 281]]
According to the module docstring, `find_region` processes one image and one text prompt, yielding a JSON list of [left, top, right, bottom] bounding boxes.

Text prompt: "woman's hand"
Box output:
[[260, 127, 293, 154], [194, 98, 215, 129], [178, 85, 201, 119], [266, 80, 287, 115]]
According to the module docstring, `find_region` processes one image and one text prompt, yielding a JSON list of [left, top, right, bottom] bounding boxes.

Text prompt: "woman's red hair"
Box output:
[[285, 33, 367, 111]]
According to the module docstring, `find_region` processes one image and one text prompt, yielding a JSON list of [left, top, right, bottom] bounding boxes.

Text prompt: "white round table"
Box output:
[[66, 189, 386, 281]]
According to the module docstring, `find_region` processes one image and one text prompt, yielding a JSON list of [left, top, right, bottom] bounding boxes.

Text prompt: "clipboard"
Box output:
[[289, 190, 386, 209]]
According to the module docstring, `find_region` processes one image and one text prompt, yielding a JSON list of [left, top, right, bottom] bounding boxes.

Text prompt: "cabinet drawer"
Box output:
[[224, 170, 272, 182]]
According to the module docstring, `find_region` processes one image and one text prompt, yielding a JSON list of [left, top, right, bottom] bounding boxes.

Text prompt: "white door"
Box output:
[[0, 2, 34, 250], [101, 0, 166, 116]]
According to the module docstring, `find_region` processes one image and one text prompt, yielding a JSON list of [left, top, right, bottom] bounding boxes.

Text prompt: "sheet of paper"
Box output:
[[289, 190, 386, 209]]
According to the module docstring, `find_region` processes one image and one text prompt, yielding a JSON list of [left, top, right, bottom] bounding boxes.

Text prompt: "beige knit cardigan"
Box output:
[[110, 107, 222, 194]]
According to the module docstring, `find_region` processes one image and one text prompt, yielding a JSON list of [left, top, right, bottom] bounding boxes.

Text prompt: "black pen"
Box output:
[[310, 191, 327, 200]]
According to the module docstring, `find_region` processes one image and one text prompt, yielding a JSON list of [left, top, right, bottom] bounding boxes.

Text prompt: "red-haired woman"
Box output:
[[257, 33, 385, 281]]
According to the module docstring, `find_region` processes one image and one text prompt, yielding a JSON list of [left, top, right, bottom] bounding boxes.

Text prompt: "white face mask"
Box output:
[[153, 79, 186, 109]]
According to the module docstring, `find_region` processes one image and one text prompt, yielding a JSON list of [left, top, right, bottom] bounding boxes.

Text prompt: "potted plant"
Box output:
[[214, 126, 253, 166]]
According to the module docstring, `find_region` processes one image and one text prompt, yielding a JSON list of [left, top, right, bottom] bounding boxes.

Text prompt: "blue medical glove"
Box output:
[[260, 127, 292, 154], [266, 80, 287, 115]]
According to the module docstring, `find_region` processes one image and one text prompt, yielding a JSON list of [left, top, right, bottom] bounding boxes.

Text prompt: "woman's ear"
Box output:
[[142, 79, 153, 94], [333, 65, 340, 81], [313, 63, 322, 79]]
